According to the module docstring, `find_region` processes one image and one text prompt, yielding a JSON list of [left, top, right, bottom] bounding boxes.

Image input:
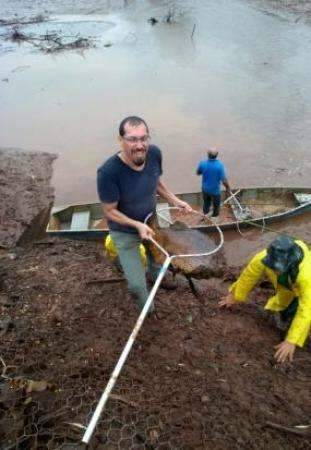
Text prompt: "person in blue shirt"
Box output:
[[196, 148, 231, 218]]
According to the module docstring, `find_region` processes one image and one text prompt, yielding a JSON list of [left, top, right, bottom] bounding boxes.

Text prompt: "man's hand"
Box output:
[[135, 222, 155, 240], [274, 340, 296, 363], [225, 188, 231, 198], [174, 199, 193, 213], [218, 292, 236, 308]]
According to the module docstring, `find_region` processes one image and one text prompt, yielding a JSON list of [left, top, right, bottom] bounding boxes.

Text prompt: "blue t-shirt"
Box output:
[[97, 145, 163, 233], [197, 159, 226, 195]]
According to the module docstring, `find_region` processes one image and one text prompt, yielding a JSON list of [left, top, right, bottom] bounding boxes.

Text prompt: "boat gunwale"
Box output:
[[47, 186, 311, 235]]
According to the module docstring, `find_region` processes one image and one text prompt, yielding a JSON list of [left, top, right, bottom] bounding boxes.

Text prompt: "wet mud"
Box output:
[[0, 148, 56, 249], [0, 238, 310, 449]]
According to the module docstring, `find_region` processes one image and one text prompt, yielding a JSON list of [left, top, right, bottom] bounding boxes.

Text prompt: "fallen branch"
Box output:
[[110, 394, 138, 408], [34, 240, 55, 246], [7, 29, 94, 53], [38, 408, 68, 425], [45, 37, 93, 53], [191, 23, 196, 40], [0, 356, 16, 380], [0, 356, 9, 379], [86, 277, 124, 285], [64, 422, 86, 431], [265, 421, 311, 436]]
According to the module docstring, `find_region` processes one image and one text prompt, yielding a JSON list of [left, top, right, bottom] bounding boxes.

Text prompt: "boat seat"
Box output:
[[294, 193, 311, 205], [70, 209, 91, 231], [156, 203, 172, 228]]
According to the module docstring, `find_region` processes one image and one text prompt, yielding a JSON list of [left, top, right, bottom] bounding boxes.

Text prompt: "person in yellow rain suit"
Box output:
[[219, 235, 311, 364]]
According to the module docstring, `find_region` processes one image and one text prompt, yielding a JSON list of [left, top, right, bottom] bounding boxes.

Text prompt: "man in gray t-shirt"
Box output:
[[97, 116, 192, 312]]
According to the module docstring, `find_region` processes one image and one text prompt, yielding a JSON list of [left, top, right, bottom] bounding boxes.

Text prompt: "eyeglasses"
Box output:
[[122, 135, 150, 144]]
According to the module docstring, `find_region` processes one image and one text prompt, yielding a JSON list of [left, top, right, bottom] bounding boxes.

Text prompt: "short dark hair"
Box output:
[[119, 116, 149, 137], [208, 150, 218, 159]]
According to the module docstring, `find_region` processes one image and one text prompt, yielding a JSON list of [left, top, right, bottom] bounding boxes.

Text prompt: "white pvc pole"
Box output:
[[82, 256, 171, 444]]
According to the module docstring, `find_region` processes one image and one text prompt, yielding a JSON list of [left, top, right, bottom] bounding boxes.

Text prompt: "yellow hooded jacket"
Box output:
[[229, 240, 311, 347]]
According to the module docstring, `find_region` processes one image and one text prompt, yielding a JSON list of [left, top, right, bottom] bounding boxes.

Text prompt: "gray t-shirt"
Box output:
[[97, 145, 163, 233]]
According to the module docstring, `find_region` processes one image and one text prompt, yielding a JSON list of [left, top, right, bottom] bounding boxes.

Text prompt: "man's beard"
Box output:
[[132, 149, 147, 166], [133, 156, 145, 166]]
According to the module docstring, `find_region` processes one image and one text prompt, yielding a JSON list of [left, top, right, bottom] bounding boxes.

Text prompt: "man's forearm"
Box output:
[[103, 206, 140, 230], [223, 179, 231, 191], [157, 180, 180, 205]]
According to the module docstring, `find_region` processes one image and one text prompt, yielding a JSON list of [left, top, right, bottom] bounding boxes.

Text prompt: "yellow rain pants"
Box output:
[[104, 234, 147, 267]]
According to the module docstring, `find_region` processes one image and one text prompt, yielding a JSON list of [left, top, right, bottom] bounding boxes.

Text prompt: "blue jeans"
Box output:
[[110, 231, 160, 311], [203, 192, 221, 216]]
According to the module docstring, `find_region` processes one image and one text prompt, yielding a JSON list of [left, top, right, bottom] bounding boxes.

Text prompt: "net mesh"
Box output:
[[0, 239, 310, 449]]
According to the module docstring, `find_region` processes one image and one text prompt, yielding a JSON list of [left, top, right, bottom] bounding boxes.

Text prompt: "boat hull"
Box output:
[[46, 187, 311, 240]]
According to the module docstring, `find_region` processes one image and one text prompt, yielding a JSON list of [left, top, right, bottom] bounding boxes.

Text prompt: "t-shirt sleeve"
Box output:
[[153, 145, 163, 176], [97, 166, 120, 203], [219, 162, 227, 180]]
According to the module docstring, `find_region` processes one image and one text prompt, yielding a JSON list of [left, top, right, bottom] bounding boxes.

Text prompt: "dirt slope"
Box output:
[[0, 238, 310, 449], [0, 148, 56, 249]]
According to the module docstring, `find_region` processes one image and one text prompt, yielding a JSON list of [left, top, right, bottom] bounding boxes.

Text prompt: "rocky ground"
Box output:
[[0, 237, 310, 449]]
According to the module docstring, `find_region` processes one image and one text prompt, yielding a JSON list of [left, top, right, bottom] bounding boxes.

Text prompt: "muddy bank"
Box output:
[[0, 238, 310, 449], [0, 148, 56, 249]]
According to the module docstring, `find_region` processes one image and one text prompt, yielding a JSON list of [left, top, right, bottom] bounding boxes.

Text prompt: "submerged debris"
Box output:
[[45, 37, 93, 53], [148, 5, 186, 26], [148, 17, 158, 26], [164, 8, 175, 24], [6, 28, 94, 53], [10, 28, 28, 42]]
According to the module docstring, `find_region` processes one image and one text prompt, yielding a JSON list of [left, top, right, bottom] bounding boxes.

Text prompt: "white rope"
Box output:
[[156, 191, 266, 240], [82, 209, 224, 445], [228, 193, 311, 238], [222, 189, 241, 205], [156, 190, 241, 226], [223, 191, 267, 237], [158, 193, 311, 242]]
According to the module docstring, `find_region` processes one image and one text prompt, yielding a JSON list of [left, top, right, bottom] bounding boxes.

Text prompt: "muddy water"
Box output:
[[0, 0, 310, 260], [218, 211, 311, 265]]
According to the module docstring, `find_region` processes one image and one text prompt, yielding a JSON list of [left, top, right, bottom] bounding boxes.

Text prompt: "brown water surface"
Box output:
[[0, 0, 311, 204], [221, 211, 311, 266], [0, 0, 311, 251]]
